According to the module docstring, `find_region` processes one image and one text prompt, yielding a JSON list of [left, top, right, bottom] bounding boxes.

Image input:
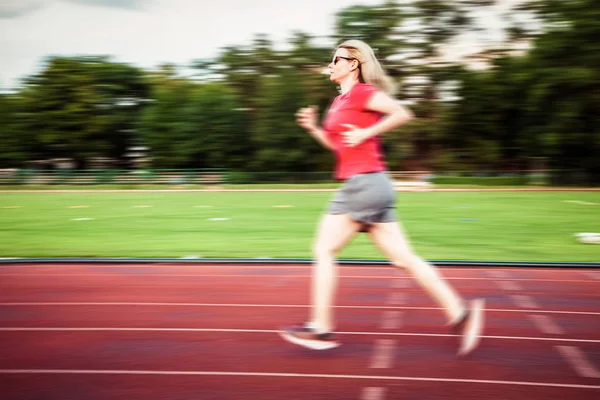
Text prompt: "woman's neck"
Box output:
[[339, 76, 360, 94]]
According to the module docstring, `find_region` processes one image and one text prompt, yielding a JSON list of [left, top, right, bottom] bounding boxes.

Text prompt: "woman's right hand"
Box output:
[[296, 105, 318, 132]]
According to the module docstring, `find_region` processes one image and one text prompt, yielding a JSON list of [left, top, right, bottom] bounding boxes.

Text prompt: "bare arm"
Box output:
[[366, 91, 414, 135], [296, 106, 334, 150], [306, 126, 335, 150], [341, 92, 414, 147]]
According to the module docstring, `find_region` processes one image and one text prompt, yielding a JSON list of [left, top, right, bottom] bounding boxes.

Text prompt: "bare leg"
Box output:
[[368, 222, 465, 323], [309, 213, 362, 332]]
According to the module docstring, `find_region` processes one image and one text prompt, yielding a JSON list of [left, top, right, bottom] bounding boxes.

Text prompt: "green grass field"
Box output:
[[1, 190, 599, 262]]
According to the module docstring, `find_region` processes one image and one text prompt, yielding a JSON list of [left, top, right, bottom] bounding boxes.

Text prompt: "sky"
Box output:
[[0, 0, 520, 90]]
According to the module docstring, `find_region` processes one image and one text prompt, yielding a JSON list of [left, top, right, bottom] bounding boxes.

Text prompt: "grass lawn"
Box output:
[[0, 190, 599, 262]]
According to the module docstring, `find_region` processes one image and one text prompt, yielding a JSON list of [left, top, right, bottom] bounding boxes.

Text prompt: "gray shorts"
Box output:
[[327, 172, 397, 230]]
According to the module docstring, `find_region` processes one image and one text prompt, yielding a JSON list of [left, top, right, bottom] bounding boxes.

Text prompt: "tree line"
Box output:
[[0, 0, 598, 184]]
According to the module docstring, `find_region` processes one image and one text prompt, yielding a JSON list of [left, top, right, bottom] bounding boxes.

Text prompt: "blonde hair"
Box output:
[[337, 39, 397, 95]]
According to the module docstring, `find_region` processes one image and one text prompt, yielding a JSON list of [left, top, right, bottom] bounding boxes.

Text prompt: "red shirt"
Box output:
[[322, 83, 386, 180]]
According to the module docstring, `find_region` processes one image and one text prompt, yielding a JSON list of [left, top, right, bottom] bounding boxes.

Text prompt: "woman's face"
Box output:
[[328, 49, 358, 83]]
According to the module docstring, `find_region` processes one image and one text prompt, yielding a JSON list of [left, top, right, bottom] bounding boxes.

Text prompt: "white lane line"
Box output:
[[0, 264, 588, 273], [1, 264, 594, 279], [0, 369, 598, 389], [496, 281, 523, 291], [380, 311, 403, 330], [1, 273, 596, 284], [1, 327, 597, 343], [529, 315, 564, 335], [369, 339, 396, 369], [0, 303, 598, 315], [386, 293, 406, 305], [585, 272, 600, 280], [390, 279, 410, 289], [361, 387, 386, 400], [555, 346, 600, 378], [487, 271, 510, 279], [510, 295, 539, 309]]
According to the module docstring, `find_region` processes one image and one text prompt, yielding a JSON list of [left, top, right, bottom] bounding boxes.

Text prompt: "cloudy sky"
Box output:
[[0, 0, 516, 90]]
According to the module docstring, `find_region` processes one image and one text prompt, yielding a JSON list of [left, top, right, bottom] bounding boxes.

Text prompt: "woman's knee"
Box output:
[[313, 240, 340, 259], [390, 252, 420, 269]]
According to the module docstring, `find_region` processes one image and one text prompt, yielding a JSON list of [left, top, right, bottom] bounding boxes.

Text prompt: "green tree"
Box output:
[[138, 70, 194, 168], [251, 68, 328, 173], [331, 1, 497, 170], [526, 0, 599, 184], [18, 56, 148, 167], [0, 93, 28, 167], [177, 83, 250, 169]]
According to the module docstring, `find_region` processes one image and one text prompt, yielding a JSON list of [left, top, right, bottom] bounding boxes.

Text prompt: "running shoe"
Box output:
[[279, 324, 340, 350], [453, 298, 485, 356]]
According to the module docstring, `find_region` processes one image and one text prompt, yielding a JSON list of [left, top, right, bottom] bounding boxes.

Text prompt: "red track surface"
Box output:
[[1, 263, 599, 399]]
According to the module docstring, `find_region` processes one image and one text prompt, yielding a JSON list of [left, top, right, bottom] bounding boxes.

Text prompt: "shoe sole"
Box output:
[[458, 298, 485, 356], [279, 331, 340, 350]]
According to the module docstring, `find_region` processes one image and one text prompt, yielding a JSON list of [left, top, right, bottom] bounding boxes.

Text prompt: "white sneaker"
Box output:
[[279, 324, 340, 350], [456, 298, 485, 356]]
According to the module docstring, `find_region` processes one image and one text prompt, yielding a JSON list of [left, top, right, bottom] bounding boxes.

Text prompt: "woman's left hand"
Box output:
[[341, 124, 373, 147]]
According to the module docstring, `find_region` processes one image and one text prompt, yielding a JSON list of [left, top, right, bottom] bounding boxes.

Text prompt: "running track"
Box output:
[[1, 263, 599, 399]]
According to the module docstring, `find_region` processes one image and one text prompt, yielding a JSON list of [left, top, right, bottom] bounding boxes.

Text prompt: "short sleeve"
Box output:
[[349, 83, 377, 109]]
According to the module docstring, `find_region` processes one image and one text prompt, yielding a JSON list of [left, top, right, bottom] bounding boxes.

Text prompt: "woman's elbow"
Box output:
[[398, 108, 414, 123]]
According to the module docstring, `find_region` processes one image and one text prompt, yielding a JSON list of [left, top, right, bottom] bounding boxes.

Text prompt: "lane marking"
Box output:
[[510, 295, 539, 309], [2, 273, 596, 284], [529, 315, 564, 335], [0, 303, 598, 315], [0, 327, 597, 343], [0, 269, 596, 284], [585, 272, 600, 280], [0, 369, 597, 389], [563, 200, 600, 206], [386, 293, 406, 305], [496, 281, 523, 291], [369, 340, 396, 369], [486, 271, 510, 279], [555, 346, 600, 378], [390, 279, 410, 289], [0, 263, 592, 275], [380, 311, 403, 330], [361, 387, 386, 400]]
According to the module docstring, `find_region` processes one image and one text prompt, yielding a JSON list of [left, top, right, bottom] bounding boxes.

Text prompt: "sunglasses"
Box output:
[[332, 56, 357, 65]]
